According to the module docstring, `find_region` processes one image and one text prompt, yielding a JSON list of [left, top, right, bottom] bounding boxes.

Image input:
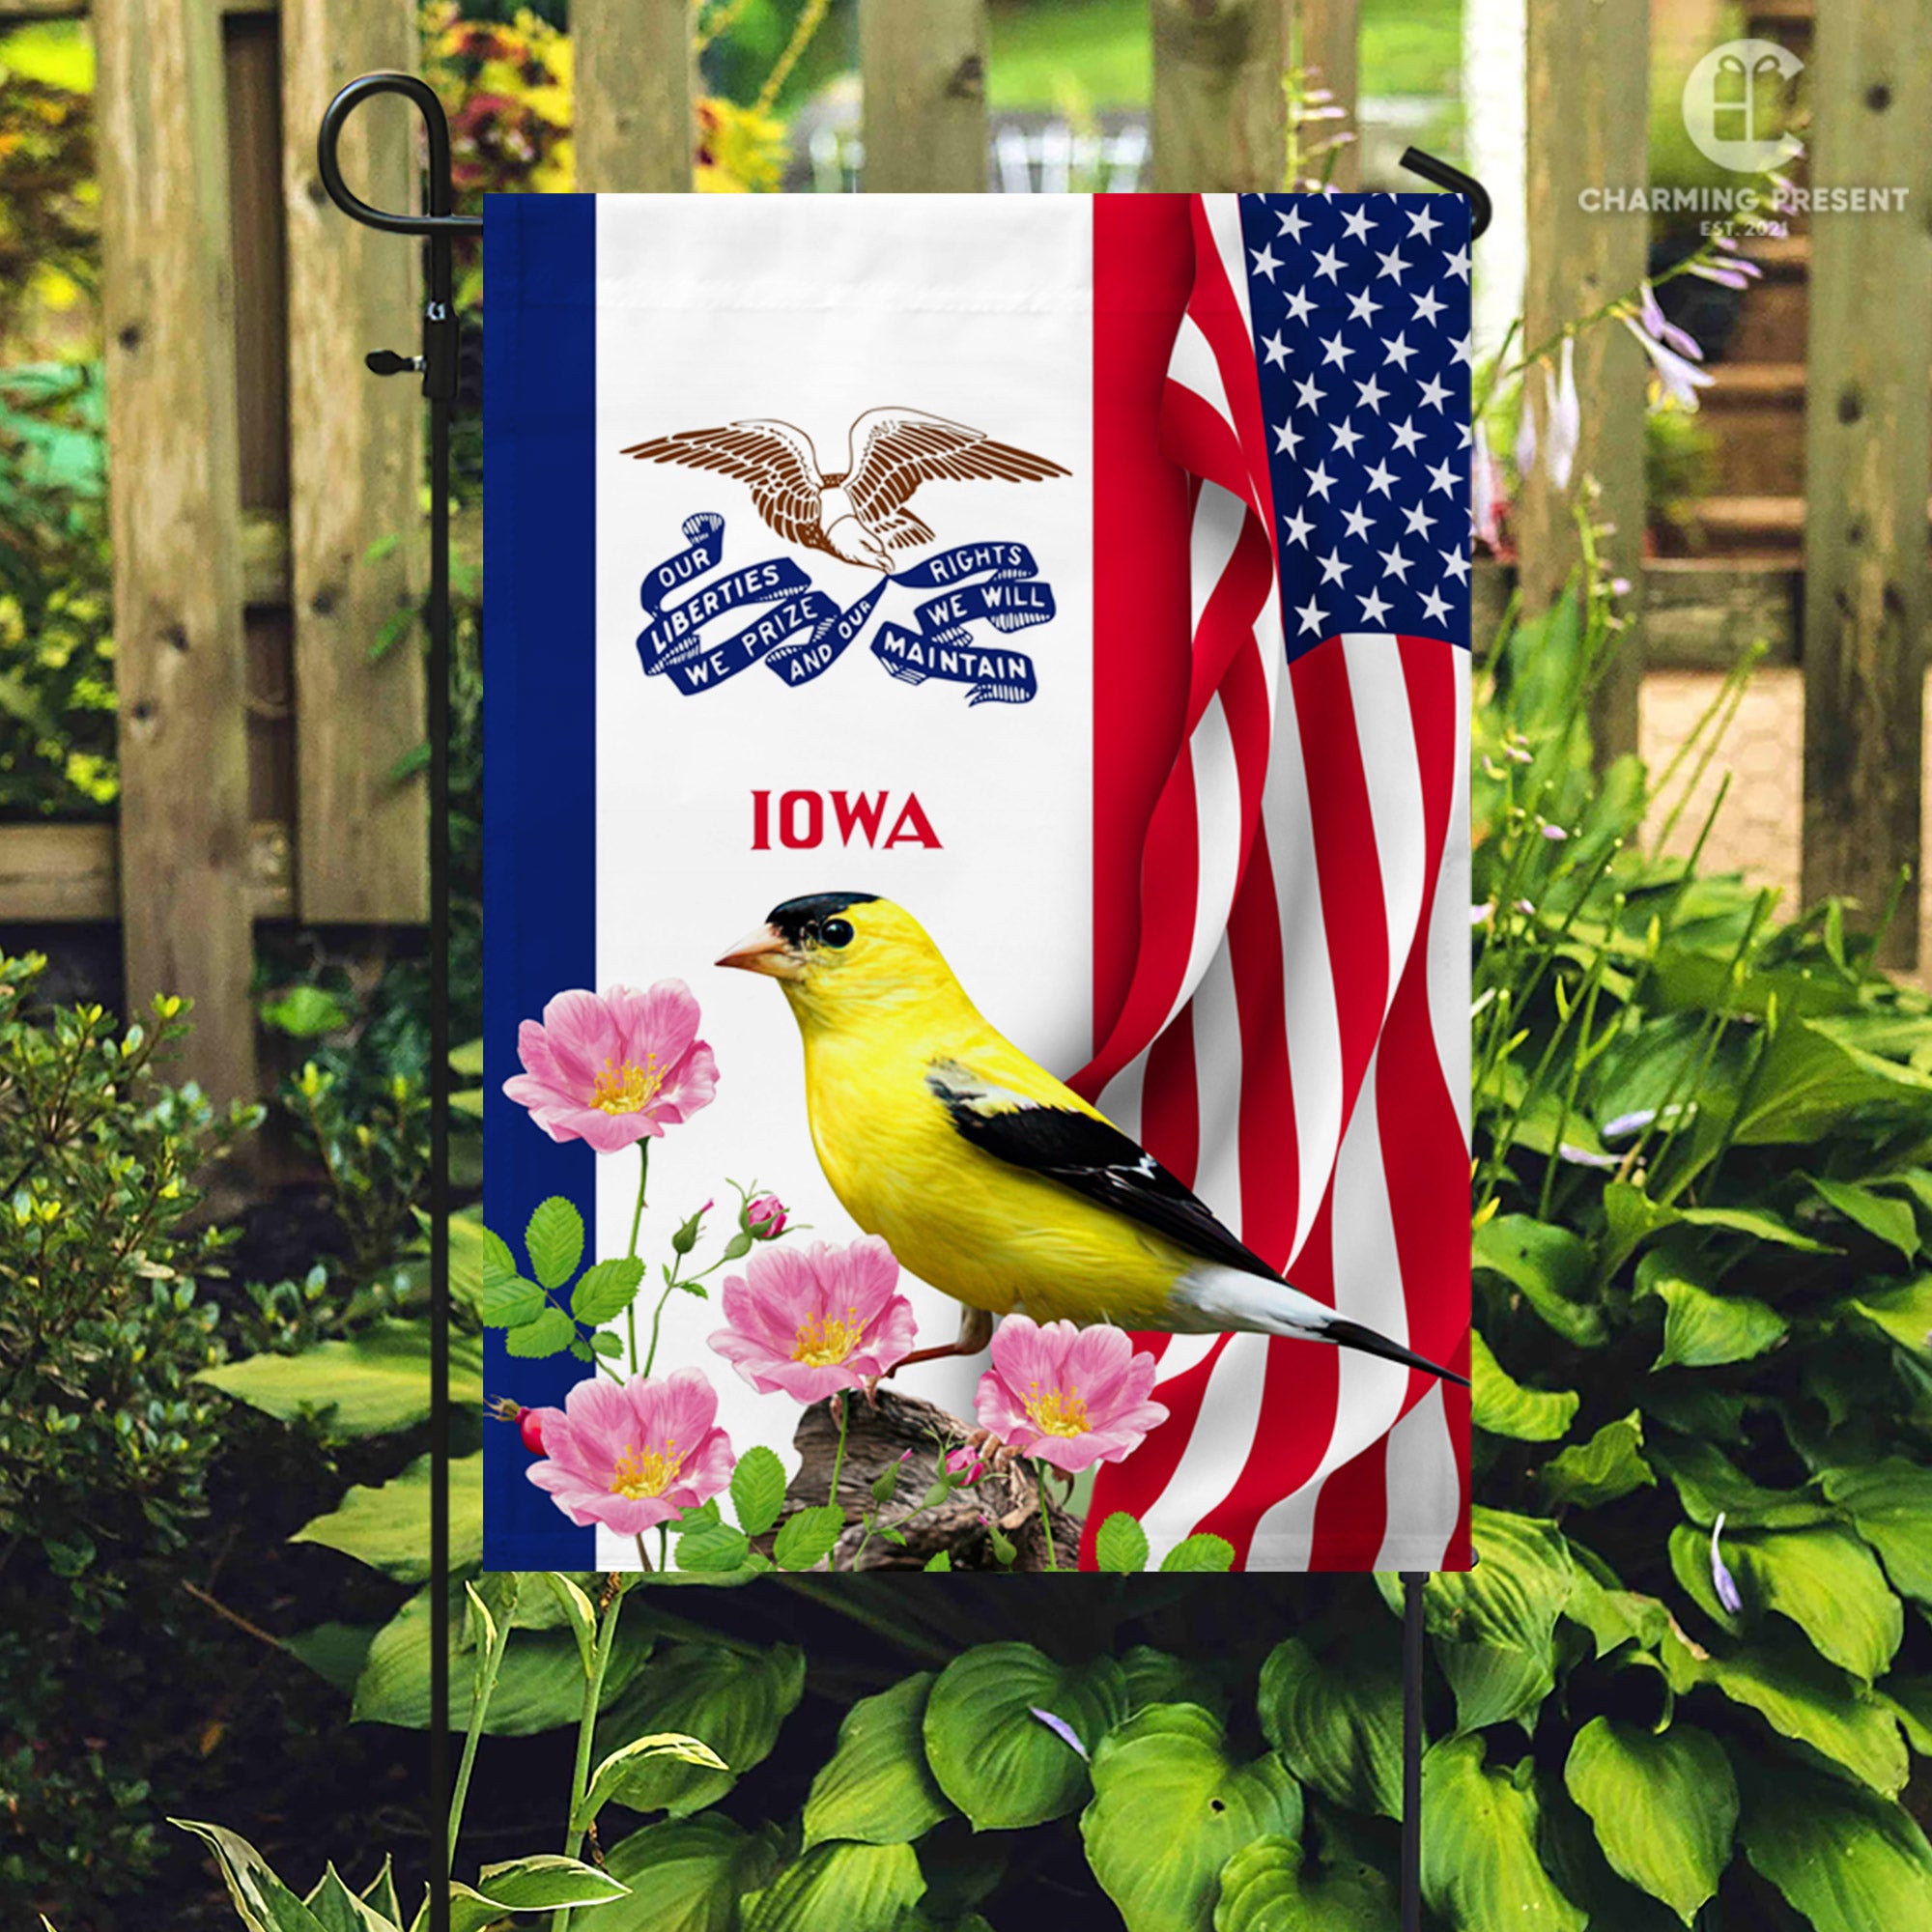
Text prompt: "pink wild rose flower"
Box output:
[[525, 1367, 733, 1536], [746, 1194, 788, 1239], [502, 980, 718, 1152], [975, 1316, 1169, 1474], [709, 1236, 917, 1404]]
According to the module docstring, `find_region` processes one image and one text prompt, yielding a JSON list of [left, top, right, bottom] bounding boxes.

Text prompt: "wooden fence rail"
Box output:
[[0, 0, 1923, 1103]]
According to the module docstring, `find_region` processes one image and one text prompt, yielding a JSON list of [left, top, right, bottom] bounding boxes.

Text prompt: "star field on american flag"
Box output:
[[1239, 193, 1473, 658]]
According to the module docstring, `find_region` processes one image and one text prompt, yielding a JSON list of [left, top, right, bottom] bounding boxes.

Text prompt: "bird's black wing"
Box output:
[[924, 1060, 1276, 1280]]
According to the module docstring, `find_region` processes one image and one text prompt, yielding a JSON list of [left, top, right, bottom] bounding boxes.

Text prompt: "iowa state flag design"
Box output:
[[483, 193, 1471, 1574]]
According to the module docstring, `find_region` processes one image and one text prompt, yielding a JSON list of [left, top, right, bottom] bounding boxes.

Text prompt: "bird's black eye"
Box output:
[[819, 917, 855, 949]]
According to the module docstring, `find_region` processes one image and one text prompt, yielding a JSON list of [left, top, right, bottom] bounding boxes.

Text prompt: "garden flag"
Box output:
[[483, 192, 1472, 1575]]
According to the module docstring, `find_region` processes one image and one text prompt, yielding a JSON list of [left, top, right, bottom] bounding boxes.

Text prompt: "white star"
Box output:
[[1341, 502, 1375, 542], [1272, 417, 1302, 457], [1358, 585, 1394, 625], [1262, 330, 1290, 369], [1428, 454, 1459, 495], [1276, 205, 1310, 242], [1452, 334, 1474, 366], [1313, 244, 1346, 283], [1417, 373, 1451, 412], [1407, 204, 1443, 242], [1382, 331, 1418, 372], [1353, 372, 1389, 413], [1284, 284, 1317, 325], [1281, 505, 1314, 547], [1376, 243, 1410, 282], [1378, 543, 1413, 582], [1294, 593, 1329, 638], [1443, 245, 1470, 282], [1293, 373, 1326, 412], [1440, 544, 1472, 583], [1364, 458, 1398, 497], [1390, 415, 1425, 456], [1458, 419, 1473, 448], [1320, 330, 1355, 369], [1250, 242, 1284, 282], [1412, 286, 1447, 327], [1348, 287, 1384, 326], [1304, 461, 1337, 500], [1318, 547, 1350, 585], [1342, 205, 1377, 244], [1330, 417, 1364, 459], [1419, 583, 1453, 626], [1403, 499, 1437, 538]]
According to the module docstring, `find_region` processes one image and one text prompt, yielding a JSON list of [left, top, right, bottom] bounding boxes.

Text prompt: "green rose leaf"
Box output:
[[731, 1444, 788, 1538], [803, 1672, 954, 1850], [1079, 1703, 1303, 1932], [1421, 1737, 1586, 1932], [1214, 1838, 1396, 1932], [1821, 1459, 1932, 1604], [291, 1452, 483, 1584], [573, 1733, 731, 1832], [673, 1520, 755, 1576], [573, 1256, 646, 1325], [1539, 1411, 1655, 1509], [1471, 1327, 1578, 1442], [504, 1306, 579, 1360], [1158, 1533, 1236, 1573], [740, 1843, 924, 1932], [1563, 1719, 1736, 1924], [526, 1196, 586, 1291], [476, 1223, 546, 1328], [592, 1642, 805, 1816], [923, 1643, 1128, 1830], [1094, 1513, 1150, 1574], [1259, 1633, 1401, 1820], [1740, 1758, 1932, 1932], [598, 1816, 787, 1932], [775, 1505, 847, 1572]]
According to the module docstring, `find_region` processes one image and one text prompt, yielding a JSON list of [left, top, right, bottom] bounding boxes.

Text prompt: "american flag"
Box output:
[[1076, 193, 1473, 1572]]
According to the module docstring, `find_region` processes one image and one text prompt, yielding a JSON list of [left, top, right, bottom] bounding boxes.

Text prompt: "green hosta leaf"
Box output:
[[574, 1733, 731, 1831], [1740, 1759, 1932, 1932], [1808, 1175, 1919, 1264], [599, 1816, 787, 1932], [1436, 1638, 1557, 1735], [573, 1256, 646, 1325], [1822, 1460, 1932, 1604], [1637, 1251, 1787, 1369], [505, 1306, 579, 1359], [1662, 1630, 1908, 1797], [803, 1672, 953, 1850], [170, 1820, 328, 1932], [1605, 1181, 1836, 1257], [358, 1861, 403, 1929], [1213, 1838, 1396, 1932], [1421, 1738, 1584, 1932], [1471, 1328, 1578, 1441], [1159, 1533, 1236, 1573], [1259, 1633, 1400, 1820], [1539, 1412, 1655, 1509], [593, 1642, 805, 1816], [1733, 1017, 1932, 1147], [1846, 1273, 1932, 1353], [526, 1196, 586, 1290], [452, 1856, 628, 1931], [1648, 1437, 1828, 1531], [1886, 1677, 1932, 1755], [731, 1445, 787, 1538], [1561, 1570, 1668, 1659], [291, 1453, 482, 1583], [1094, 1513, 1150, 1574], [923, 1643, 1129, 1830], [740, 1843, 924, 1932], [1564, 1719, 1735, 1924], [1080, 1703, 1302, 1932], [1473, 1215, 1605, 1345], [540, 1572, 598, 1678], [197, 1322, 483, 1439], [1121, 1645, 1228, 1720], [775, 1505, 846, 1572]]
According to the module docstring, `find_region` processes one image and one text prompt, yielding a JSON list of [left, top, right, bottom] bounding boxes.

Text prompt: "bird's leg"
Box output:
[[882, 1304, 994, 1378]]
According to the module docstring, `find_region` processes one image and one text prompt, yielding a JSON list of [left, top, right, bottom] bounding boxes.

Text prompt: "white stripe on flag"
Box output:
[[1374, 1383, 1463, 1570]]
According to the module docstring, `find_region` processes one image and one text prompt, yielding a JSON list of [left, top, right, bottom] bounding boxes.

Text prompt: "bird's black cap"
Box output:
[[767, 893, 880, 945]]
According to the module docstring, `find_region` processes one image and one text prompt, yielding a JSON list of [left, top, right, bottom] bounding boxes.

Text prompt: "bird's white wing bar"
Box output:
[[619, 418, 826, 551]]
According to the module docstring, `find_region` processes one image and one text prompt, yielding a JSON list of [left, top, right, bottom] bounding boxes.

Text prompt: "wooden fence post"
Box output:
[[574, 0, 693, 191], [281, 0, 427, 923], [1801, 0, 1931, 969], [860, 0, 988, 191], [1520, 0, 1649, 762], [95, 0, 256, 1101], [1150, 0, 1290, 192], [1296, 0, 1359, 189]]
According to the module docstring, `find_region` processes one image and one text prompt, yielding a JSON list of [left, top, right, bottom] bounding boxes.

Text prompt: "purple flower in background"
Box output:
[[1029, 1708, 1091, 1761], [1513, 386, 1539, 480], [1544, 337, 1581, 490], [1623, 314, 1715, 411], [1635, 280, 1705, 364], [1471, 420, 1503, 550], [1686, 257, 1763, 292], [1711, 1512, 1744, 1615]]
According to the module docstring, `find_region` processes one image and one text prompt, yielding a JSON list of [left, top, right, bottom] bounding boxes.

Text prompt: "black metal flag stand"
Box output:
[[317, 77, 1485, 1932]]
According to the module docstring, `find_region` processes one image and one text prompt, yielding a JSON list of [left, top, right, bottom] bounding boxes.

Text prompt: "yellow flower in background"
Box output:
[[695, 98, 788, 195]]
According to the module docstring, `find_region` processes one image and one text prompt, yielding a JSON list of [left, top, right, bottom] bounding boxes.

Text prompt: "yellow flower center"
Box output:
[[1023, 1382, 1091, 1437], [611, 1438, 685, 1499], [591, 1051, 664, 1116], [792, 1306, 864, 1367]]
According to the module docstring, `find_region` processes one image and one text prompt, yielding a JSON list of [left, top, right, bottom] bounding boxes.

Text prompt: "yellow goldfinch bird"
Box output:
[[718, 893, 1467, 1385]]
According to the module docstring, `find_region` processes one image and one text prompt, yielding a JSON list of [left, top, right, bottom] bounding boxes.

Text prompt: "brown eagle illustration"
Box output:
[[620, 408, 1069, 572]]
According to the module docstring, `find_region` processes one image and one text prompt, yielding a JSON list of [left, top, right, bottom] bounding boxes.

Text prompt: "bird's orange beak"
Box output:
[[716, 923, 805, 980]]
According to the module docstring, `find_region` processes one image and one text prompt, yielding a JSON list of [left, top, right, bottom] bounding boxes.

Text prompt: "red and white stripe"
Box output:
[[1077, 194, 1471, 1573]]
